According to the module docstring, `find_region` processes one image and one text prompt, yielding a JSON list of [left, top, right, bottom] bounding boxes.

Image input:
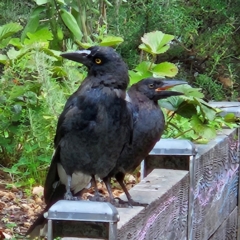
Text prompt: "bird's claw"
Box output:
[[64, 192, 79, 201], [88, 193, 107, 202], [114, 197, 148, 207]]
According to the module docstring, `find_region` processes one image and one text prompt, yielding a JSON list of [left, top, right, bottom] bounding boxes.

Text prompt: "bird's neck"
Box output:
[[128, 90, 154, 107]]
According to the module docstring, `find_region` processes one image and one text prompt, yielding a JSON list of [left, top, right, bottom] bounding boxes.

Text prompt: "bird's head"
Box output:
[[133, 78, 187, 101], [61, 46, 129, 90]]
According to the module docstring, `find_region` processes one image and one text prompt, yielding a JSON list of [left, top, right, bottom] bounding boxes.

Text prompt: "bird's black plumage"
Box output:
[[26, 46, 133, 238], [104, 78, 186, 205], [55, 46, 132, 180]]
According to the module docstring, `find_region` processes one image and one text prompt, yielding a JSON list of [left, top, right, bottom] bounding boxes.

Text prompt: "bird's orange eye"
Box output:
[[148, 83, 154, 88], [95, 58, 102, 64]]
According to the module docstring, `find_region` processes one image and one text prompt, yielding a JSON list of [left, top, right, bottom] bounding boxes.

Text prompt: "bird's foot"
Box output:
[[114, 197, 148, 207], [108, 198, 132, 208], [64, 191, 79, 201], [88, 193, 107, 202]]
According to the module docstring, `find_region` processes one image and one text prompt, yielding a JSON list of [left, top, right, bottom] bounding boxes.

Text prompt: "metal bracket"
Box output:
[[47, 200, 120, 240]]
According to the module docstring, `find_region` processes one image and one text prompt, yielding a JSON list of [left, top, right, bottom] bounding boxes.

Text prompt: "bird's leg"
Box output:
[[115, 172, 148, 207], [64, 175, 78, 200], [102, 176, 131, 208], [102, 177, 115, 201], [88, 175, 106, 202]]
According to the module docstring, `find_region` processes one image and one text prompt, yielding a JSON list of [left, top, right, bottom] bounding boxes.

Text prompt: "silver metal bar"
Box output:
[[109, 222, 118, 240], [188, 155, 196, 240], [237, 127, 240, 240], [47, 219, 52, 240]]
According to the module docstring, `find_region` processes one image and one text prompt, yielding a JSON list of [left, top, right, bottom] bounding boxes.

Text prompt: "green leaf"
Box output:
[[60, 9, 83, 40], [25, 28, 53, 45], [176, 102, 197, 118], [56, 0, 65, 4], [8, 85, 29, 100], [129, 61, 152, 84], [139, 31, 174, 55], [201, 126, 216, 139], [224, 113, 236, 122], [152, 62, 178, 77], [9, 38, 22, 48], [190, 115, 216, 140], [135, 61, 153, 73], [21, 6, 45, 41], [76, 41, 93, 49], [0, 22, 23, 42], [34, 0, 49, 5], [103, 0, 113, 7], [0, 37, 11, 49], [171, 84, 204, 98], [7, 47, 21, 60], [159, 96, 184, 111], [100, 36, 124, 46], [129, 70, 152, 85], [194, 98, 217, 121], [57, 26, 64, 40], [0, 54, 8, 64]]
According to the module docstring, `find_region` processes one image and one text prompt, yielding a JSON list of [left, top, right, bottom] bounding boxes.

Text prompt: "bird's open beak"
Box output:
[[60, 50, 92, 66], [155, 80, 187, 97], [155, 80, 187, 91]]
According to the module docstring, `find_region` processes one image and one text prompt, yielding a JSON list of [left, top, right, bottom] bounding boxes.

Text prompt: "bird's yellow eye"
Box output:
[[95, 58, 102, 64], [148, 83, 154, 88]]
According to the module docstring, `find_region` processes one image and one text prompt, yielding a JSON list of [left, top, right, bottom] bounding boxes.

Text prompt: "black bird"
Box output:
[[103, 78, 186, 206], [26, 46, 133, 238]]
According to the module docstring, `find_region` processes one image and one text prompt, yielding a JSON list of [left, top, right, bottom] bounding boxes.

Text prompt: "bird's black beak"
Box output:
[[155, 80, 187, 97], [60, 50, 92, 67]]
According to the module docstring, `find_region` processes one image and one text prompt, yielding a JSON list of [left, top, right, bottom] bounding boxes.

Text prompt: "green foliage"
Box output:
[[139, 31, 174, 55], [21, 0, 123, 50], [160, 84, 238, 142], [129, 31, 178, 84], [195, 74, 225, 100], [107, 0, 239, 100], [0, 46, 85, 187]]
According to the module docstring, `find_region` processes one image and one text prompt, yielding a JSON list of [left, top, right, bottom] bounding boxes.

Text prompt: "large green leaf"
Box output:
[[135, 61, 152, 74], [129, 70, 152, 85], [193, 97, 217, 121], [129, 61, 153, 84], [0, 22, 23, 42], [21, 6, 45, 41], [159, 96, 184, 111], [9, 38, 22, 48], [171, 84, 204, 98], [60, 9, 83, 40], [24, 28, 53, 45], [139, 31, 174, 55], [191, 115, 216, 139], [152, 62, 178, 77], [100, 36, 124, 46], [176, 102, 197, 118]]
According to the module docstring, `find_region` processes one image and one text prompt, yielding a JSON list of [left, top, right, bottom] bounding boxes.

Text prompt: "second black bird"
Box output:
[[104, 77, 186, 206]]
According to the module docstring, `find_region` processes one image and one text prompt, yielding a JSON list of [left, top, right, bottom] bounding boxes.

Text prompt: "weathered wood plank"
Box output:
[[191, 129, 239, 239], [209, 207, 237, 240], [117, 169, 189, 240]]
